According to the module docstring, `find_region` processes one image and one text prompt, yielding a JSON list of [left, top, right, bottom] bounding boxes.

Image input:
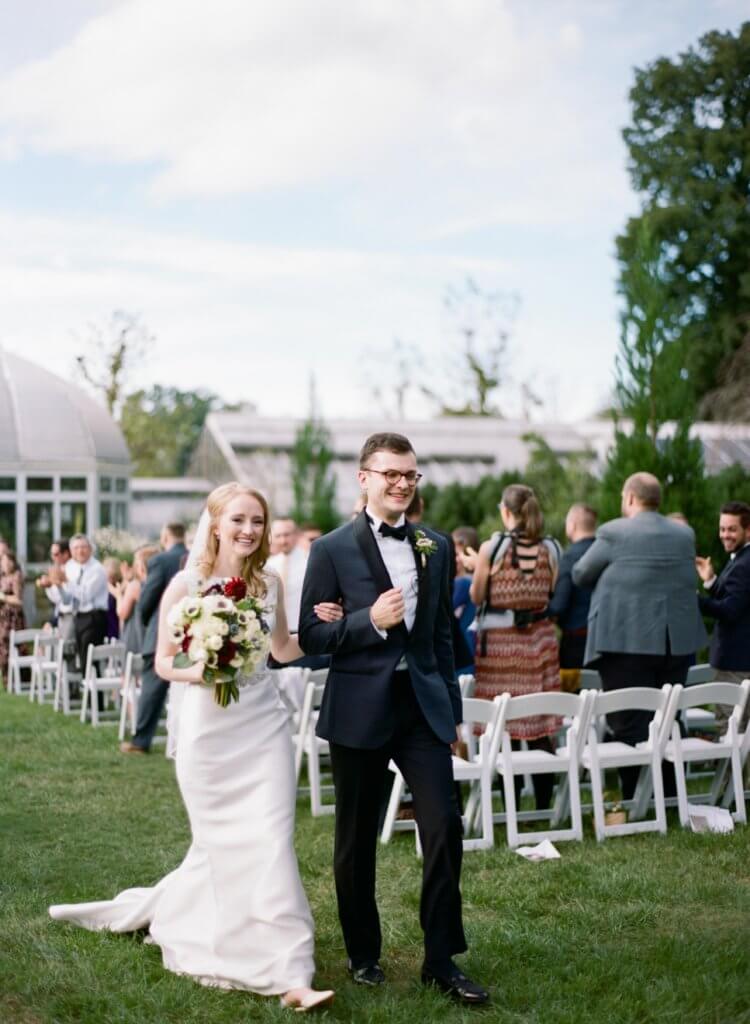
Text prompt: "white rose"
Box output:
[[229, 655, 244, 669], [206, 634, 224, 652], [188, 639, 207, 663]]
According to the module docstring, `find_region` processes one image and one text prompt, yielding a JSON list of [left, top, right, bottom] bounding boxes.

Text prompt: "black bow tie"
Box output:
[[378, 521, 408, 542]]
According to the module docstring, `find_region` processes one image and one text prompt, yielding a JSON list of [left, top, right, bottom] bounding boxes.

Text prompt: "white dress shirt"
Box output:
[[57, 556, 109, 613], [266, 545, 308, 632], [365, 506, 419, 635]]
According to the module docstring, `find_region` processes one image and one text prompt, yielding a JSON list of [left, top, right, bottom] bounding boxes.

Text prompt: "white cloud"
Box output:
[[0, 0, 630, 229]]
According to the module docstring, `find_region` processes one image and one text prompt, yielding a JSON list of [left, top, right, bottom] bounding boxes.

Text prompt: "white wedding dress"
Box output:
[[49, 570, 316, 995]]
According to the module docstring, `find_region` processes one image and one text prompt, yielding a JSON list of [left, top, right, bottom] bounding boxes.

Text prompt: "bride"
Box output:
[[50, 482, 341, 1012]]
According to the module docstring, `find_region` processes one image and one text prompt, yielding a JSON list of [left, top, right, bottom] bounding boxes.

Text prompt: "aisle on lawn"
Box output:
[[1, 690, 749, 1024]]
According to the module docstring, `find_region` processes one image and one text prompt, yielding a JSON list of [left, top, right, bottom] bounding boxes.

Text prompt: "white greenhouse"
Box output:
[[0, 348, 131, 566]]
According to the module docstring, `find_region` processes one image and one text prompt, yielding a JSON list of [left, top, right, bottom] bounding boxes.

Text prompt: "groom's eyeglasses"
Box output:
[[365, 469, 423, 487]]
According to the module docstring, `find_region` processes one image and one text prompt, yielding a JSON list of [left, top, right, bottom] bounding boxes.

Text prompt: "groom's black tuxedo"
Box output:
[[299, 510, 466, 968], [299, 511, 462, 748]]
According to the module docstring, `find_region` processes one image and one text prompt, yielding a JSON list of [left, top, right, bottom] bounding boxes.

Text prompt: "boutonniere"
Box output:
[[413, 529, 438, 568]]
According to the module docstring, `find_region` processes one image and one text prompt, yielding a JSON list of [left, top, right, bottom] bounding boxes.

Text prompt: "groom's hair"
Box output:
[[359, 432, 415, 467]]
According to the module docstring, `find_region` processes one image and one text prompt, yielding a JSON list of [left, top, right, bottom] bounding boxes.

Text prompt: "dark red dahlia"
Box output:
[[224, 576, 247, 600], [181, 631, 191, 653], [217, 640, 238, 667]]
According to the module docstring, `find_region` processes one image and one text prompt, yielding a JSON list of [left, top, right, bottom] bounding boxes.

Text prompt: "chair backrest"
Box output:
[[685, 663, 715, 686], [459, 674, 475, 699], [307, 667, 329, 687], [85, 642, 127, 678], [10, 628, 40, 649], [676, 680, 750, 715], [592, 684, 676, 751], [593, 685, 670, 716], [504, 690, 587, 722], [503, 689, 593, 757], [460, 695, 506, 775], [33, 631, 60, 658]]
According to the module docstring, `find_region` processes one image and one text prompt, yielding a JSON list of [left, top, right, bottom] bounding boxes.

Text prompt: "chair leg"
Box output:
[[673, 751, 689, 827], [80, 685, 89, 723], [91, 686, 100, 727], [500, 752, 519, 848], [567, 764, 583, 840], [380, 771, 405, 844], [651, 753, 667, 835], [589, 758, 606, 842], [730, 748, 747, 825]]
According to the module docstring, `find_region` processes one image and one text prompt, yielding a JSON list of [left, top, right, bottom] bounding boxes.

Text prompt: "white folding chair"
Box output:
[[7, 628, 39, 694], [118, 652, 143, 741], [80, 643, 127, 726], [582, 685, 678, 841], [496, 690, 592, 847], [29, 630, 61, 704], [683, 664, 719, 736], [298, 675, 334, 816], [458, 674, 475, 699], [393, 692, 504, 851], [664, 681, 750, 826], [290, 669, 314, 781]]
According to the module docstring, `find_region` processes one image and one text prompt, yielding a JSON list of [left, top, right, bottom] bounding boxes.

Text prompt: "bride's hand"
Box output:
[[183, 660, 207, 684], [314, 600, 343, 623]]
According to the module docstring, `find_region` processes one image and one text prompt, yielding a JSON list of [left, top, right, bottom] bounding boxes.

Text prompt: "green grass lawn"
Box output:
[[2, 689, 749, 1024]]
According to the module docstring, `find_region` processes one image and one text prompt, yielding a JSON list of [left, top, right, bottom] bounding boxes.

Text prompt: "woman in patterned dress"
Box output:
[[0, 550, 26, 680], [469, 484, 561, 810]]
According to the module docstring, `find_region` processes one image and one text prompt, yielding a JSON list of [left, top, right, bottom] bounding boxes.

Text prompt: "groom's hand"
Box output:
[[371, 588, 406, 630]]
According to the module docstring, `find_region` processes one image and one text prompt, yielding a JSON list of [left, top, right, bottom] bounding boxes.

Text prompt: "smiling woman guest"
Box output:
[[0, 550, 25, 680]]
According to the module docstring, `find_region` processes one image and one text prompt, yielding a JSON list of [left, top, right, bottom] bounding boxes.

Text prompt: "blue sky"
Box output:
[[0, 0, 746, 421]]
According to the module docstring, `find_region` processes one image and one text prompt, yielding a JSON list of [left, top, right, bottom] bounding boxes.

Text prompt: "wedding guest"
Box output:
[[103, 558, 122, 639], [299, 523, 324, 552], [118, 545, 159, 655], [572, 472, 707, 800], [0, 550, 26, 679], [696, 500, 750, 733], [546, 504, 597, 692], [452, 526, 479, 674], [49, 534, 110, 676], [38, 539, 72, 628], [469, 484, 561, 810], [120, 523, 187, 754], [266, 518, 308, 633]]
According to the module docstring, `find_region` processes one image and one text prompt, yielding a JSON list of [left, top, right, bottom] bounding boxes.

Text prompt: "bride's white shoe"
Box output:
[[280, 987, 335, 1012]]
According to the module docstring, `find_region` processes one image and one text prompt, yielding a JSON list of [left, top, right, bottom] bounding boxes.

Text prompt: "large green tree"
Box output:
[[289, 419, 339, 532], [617, 22, 750, 415], [120, 386, 225, 476]]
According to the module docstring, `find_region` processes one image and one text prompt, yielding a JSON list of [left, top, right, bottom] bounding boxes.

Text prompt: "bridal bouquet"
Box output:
[[168, 577, 270, 707]]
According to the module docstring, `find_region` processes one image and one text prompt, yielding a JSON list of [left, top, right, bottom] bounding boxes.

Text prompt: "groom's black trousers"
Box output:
[[328, 670, 466, 967]]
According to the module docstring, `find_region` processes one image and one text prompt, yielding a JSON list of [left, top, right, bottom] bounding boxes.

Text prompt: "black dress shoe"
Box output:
[[421, 961, 489, 1005], [348, 961, 385, 986]]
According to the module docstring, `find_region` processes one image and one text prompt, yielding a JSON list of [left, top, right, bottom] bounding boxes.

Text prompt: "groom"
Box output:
[[299, 432, 488, 1005]]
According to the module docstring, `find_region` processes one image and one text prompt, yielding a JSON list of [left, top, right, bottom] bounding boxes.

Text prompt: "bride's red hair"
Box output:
[[195, 482, 271, 597]]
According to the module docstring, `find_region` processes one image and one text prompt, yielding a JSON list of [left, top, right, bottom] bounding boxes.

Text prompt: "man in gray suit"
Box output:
[[572, 472, 707, 797], [120, 522, 187, 754]]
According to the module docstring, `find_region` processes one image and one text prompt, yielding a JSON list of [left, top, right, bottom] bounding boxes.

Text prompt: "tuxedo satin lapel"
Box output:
[[352, 510, 395, 594], [407, 523, 429, 637]]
